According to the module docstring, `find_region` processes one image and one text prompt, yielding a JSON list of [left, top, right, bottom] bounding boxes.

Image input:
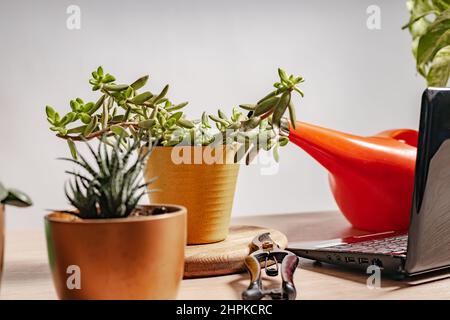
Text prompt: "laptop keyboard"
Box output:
[[323, 235, 408, 255]]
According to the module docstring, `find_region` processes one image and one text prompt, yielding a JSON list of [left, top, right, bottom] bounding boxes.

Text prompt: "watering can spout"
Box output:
[[282, 119, 418, 232]]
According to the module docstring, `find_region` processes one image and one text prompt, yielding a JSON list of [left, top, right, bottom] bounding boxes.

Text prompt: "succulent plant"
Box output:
[[61, 135, 153, 219], [45, 66, 305, 164], [403, 0, 450, 87], [208, 68, 304, 164], [0, 182, 32, 207]]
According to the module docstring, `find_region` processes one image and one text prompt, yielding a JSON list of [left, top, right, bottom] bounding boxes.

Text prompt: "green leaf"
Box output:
[[279, 136, 289, 147], [2, 188, 33, 207], [88, 95, 105, 115], [293, 87, 304, 97], [124, 86, 133, 99], [83, 116, 98, 136], [239, 104, 256, 111], [416, 9, 450, 68], [257, 90, 278, 104], [67, 125, 88, 134], [165, 118, 176, 128], [254, 96, 279, 116], [273, 143, 280, 162], [177, 118, 195, 129], [102, 74, 116, 83], [45, 106, 56, 121], [111, 125, 129, 137], [242, 117, 260, 130], [67, 138, 78, 160], [218, 109, 227, 119], [103, 84, 129, 92], [138, 119, 156, 129], [80, 113, 92, 124], [288, 100, 297, 129], [153, 84, 169, 103], [123, 104, 132, 121], [166, 101, 188, 111], [271, 91, 290, 127], [59, 112, 76, 126], [157, 113, 166, 126], [51, 126, 68, 135], [97, 66, 104, 77], [402, 11, 437, 30], [169, 111, 183, 122], [82, 102, 94, 113], [201, 112, 211, 128], [131, 75, 149, 90], [278, 68, 288, 83], [130, 91, 153, 104], [70, 100, 81, 112], [427, 45, 450, 86], [208, 115, 228, 126]]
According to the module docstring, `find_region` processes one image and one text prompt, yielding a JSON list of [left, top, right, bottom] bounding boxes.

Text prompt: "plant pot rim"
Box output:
[[45, 204, 186, 224]]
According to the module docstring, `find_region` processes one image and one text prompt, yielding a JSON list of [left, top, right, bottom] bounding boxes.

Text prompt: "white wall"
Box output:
[[0, 0, 425, 229]]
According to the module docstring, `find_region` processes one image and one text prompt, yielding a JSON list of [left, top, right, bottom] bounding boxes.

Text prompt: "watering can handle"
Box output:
[[375, 129, 418, 147]]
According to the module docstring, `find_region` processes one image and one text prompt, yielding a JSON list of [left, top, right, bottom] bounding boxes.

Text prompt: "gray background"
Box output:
[[0, 0, 424, 229]]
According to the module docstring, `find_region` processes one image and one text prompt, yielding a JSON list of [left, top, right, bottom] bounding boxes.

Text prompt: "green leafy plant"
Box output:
[[207, 68, 304, 163], [403, 0, 450, 86], [61, 136, 154, 219], [45, 67, 304, 163], [0, 182, 32, 207]]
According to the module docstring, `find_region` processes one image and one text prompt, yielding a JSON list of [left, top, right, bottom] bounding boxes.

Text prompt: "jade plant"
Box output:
[[61, 136, 154, 219], [45, 67, 304, 163], [0, 182, 32, 208], [403, 0, 450, 86]]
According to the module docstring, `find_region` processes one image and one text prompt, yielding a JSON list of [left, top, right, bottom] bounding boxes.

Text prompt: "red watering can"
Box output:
[[284, 121, 418, 232]]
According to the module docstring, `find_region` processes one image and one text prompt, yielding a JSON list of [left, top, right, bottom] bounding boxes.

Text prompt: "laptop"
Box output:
[[288, 88, 450, 278]]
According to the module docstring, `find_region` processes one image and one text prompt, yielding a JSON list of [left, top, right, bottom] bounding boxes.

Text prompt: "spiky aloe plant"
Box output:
[[61, 136, 153, 219]]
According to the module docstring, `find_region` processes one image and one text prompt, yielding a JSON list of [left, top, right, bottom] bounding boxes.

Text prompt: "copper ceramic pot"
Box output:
[[144, 146, 240, 245], [45, 205, 186, 300], [0, 205, 4, 287]]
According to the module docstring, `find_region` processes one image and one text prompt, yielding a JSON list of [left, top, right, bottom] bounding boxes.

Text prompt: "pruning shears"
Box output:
[[242, 233, 299, 300]]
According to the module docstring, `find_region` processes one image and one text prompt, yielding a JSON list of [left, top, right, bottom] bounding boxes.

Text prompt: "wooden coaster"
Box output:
[[184, 225, 288, 278]]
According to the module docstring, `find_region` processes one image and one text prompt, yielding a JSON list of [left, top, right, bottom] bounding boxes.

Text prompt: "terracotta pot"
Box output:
[[0, 205, 4, 287], [144, 146, 240, 244], [45, 204, 186, 300]]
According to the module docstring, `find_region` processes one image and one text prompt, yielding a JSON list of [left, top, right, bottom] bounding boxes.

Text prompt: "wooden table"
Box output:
[[2, 211, 450, 300]]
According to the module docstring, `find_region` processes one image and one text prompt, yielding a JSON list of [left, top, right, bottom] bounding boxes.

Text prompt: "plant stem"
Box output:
[[57, 122, 139, 141]]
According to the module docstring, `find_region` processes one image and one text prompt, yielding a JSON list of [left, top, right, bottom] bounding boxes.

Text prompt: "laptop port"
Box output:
[[345, 257, 356, 263], [358, 258, 369, 264]]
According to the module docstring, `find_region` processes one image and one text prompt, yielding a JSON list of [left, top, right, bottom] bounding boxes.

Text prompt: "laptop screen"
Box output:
[[406, 88, 450, 275]]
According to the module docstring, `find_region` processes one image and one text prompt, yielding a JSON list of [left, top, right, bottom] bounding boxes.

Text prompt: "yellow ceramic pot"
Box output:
[[144, 146, 240, 245], [45, 205, 186, 300], [0, 205, 4, 287]]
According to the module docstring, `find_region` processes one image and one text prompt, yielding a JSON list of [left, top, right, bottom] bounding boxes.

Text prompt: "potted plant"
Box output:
[[45, 137, 186, 299], [44, 67, 304, 244], [403, 0, 449, 87], [0, 182, 32, 287]]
